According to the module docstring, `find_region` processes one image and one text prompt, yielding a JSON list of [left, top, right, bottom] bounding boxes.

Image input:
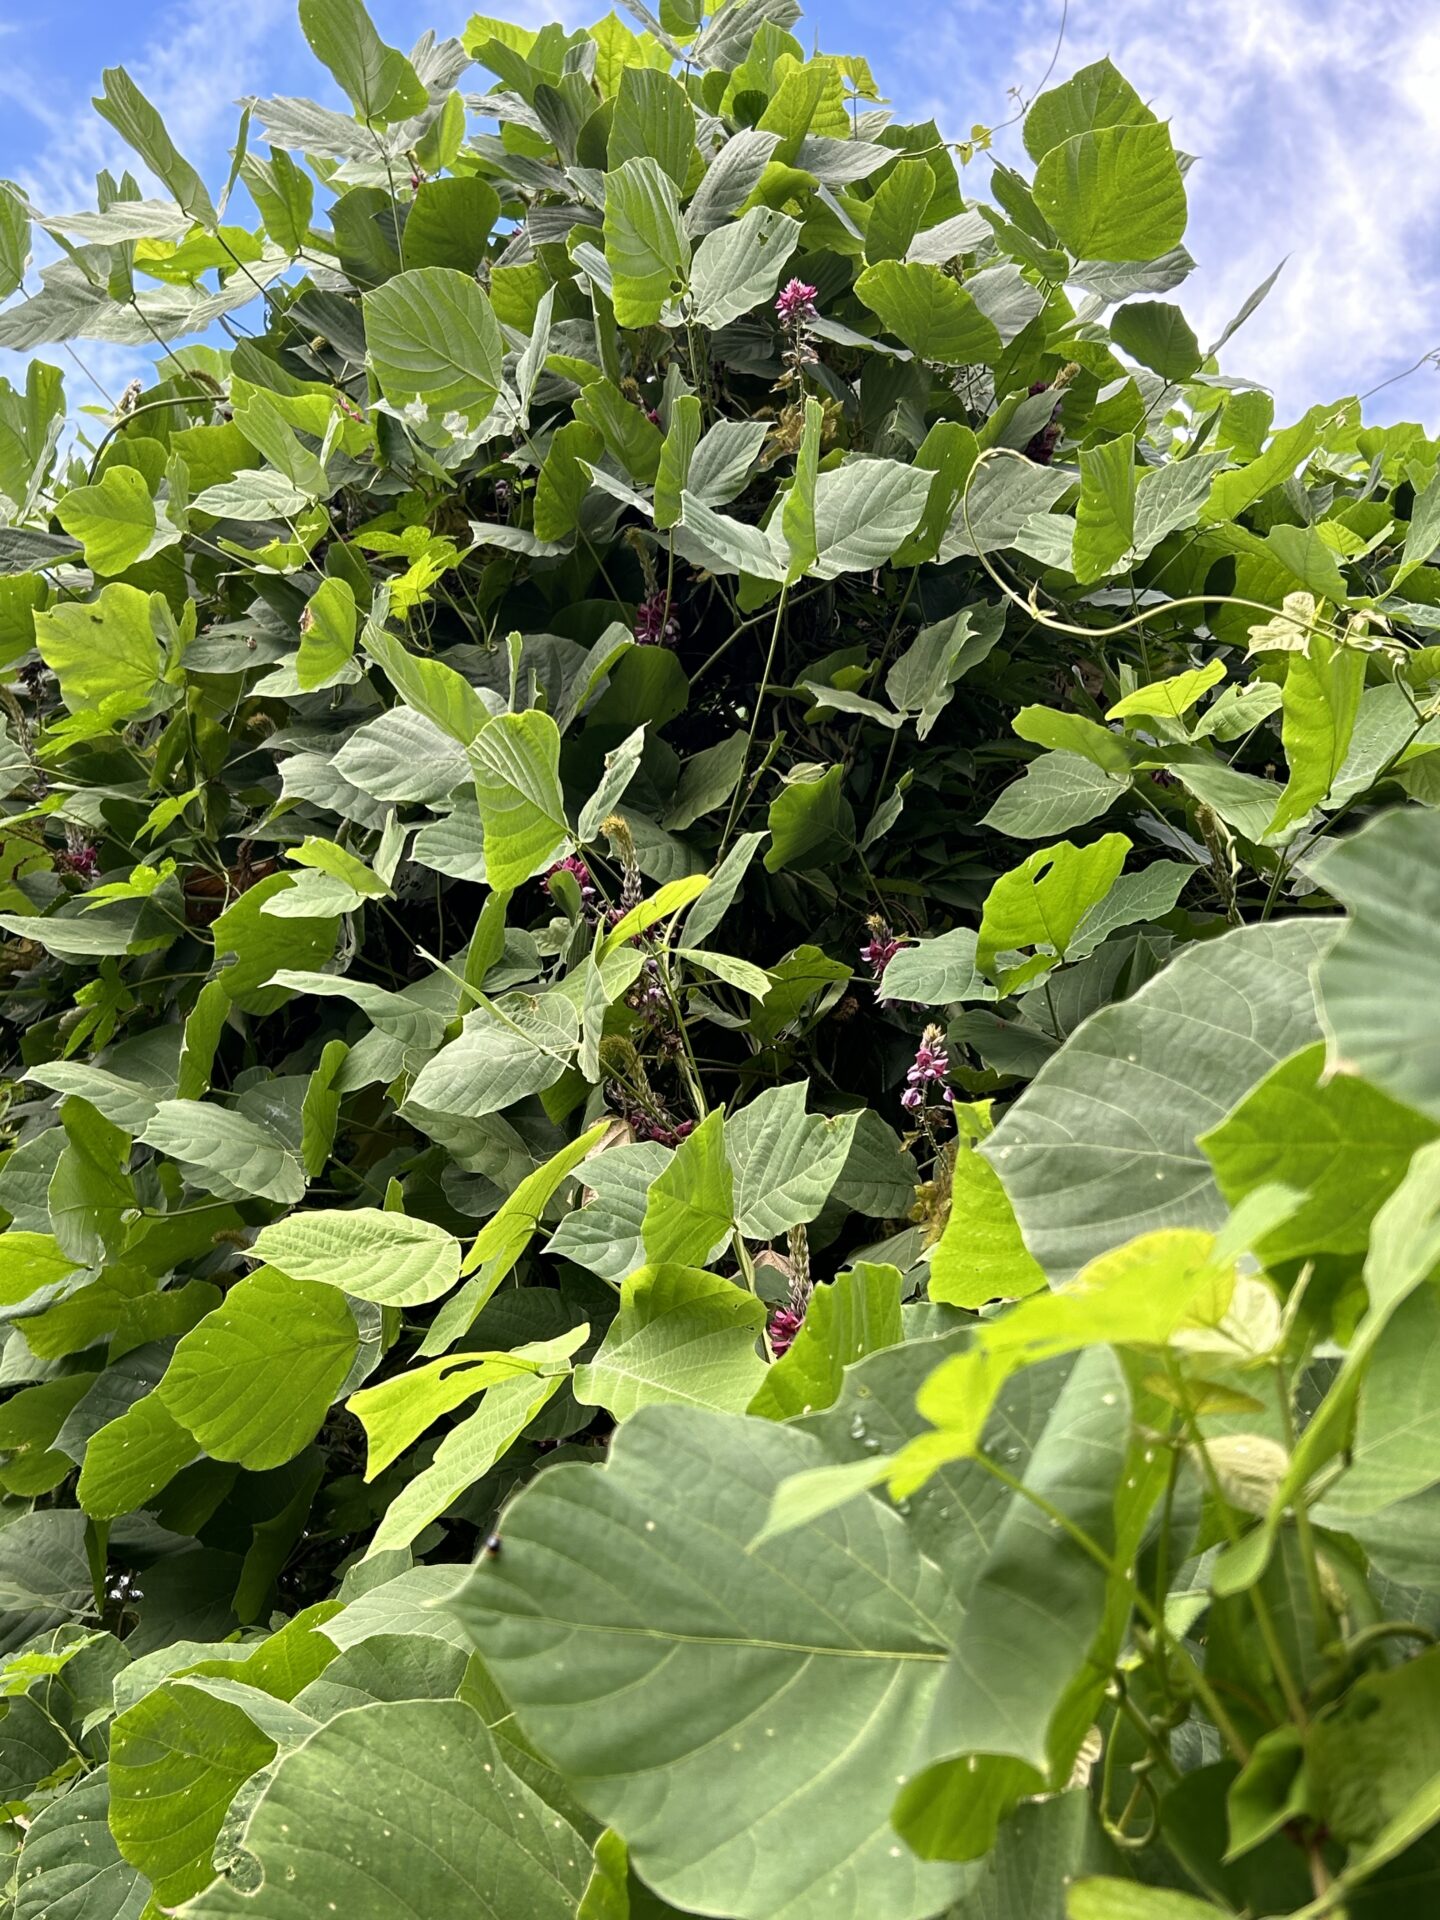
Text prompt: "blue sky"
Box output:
[[2, 0, 1438, 430]]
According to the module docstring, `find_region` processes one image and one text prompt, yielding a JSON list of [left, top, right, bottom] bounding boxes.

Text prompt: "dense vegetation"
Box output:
[[2, 2, 1440, 1914]]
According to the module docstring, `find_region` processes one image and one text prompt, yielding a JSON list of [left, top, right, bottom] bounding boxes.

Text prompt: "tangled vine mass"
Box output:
[[2, 4, 1440, 1917]]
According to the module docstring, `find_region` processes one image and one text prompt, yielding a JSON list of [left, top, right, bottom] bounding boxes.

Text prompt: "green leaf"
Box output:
[[642, 1109, 733, 1266], [1073, 433, 1137, 582], [180, 1701, 587, 1919], [1268, 633, 1366, 835], [653, 393, 702, 532], [976, 834, 1131, 987], [297, 576, 357, 690], [94, 67, 216, 226], [1109, 299, 1201, 379], [140, 1100, 306, 1206], [406, 995, 576, 1121], [405, 176, 501, 275], [251, 1207, 461, 1306], [908, 1229, 1223, 1463], [609, 65, 698, 188], [110, 1680, 274, 1903], [56, 464, 170, 576], [0, 181, 28, 302], [157, 1268, 358, 1468], [1023, 57, 1156, 163], [690, 206, 801, 329], [930, 1138, 1047, 1308], [77, 1390, 198, 1519], [749, 1263, 903, 1420], [1304, 808, 1440, 1120], [1067, 1880, 1226, 1920], [470, 709, 569, 889], [882, 928, 993, 1005], [602, 157, 690, 328], [34, 583, 162, 722], [446, 1405, 968, 1920], [765, 763, 855, 871], [895, 1351, 1160, 1861], [865, 157, 936, 264], [855, 260, 1004, 364], [362, 267, 505, 420], [533, 419, 602, 541], [11, 1766, 148, 1920], [984, 752, 1129, 839], [367, 1364, 573, 1556], [1107, 660, 1226, 723], [779, 396, 823, 582], [983, 920, 1333, 1280], [574, 1264, 766, 1416], [352, 1328, 584, 1481], [726, 1081, 860, 1239], [1033, 123, 1187, 262], [1308, 1647, 1440, 1858], [298, 0, 428, 120], [1314, 1284, 1440, 1522], [1200, 1041, 1438, 1263]]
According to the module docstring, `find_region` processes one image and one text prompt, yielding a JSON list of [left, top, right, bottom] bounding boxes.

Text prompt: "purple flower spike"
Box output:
[[769, 1307, 804, 1356], [775, 278, 820, 326], [634, 590, 680, 648]]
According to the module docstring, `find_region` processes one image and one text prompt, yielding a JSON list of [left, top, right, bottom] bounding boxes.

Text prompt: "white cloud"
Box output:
[[878, 0, 1440, 427]]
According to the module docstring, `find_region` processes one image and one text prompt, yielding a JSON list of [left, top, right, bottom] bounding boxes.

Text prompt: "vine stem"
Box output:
[[973, 1450, 1252, 1767], [718, 581, 789, 857]]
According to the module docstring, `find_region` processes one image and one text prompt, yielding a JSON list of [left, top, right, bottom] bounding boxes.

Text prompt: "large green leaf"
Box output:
[[157, 1269, 358, 1468], [56, 464, 172, 576], [725, 1081, 859, 1239], [1317, 1284, 1440, 1520], [34, 583, 162, 721], [251, 1207, 462, 1306], [140, 1101, 305, 1206], [983, 921, 1334, 1279], [1072, 433, 1136, 582], [1032, 123, 1187, 262], [11, 1766, 148, 1920], [748, 1263, 903, 1420], [297, 0, 428, 121], [362, 268, 505, 419], [690, 207, 801, 330], [855, 260, 1003, 364], [406, 995, 577, 1120], [608, 64, 697, 187], [641, 1110, 733, 1266], [1023, 57, 1156, 162], [930, 1138, 1047, 1308], [976, 834, 1131, 989], [183, 1701, 588, 1918], [110, 1680, 274, 1903], [446, 1405, 968, 1920], [470, 709, 569, 889], [573, 1264, 766, 1415], [895, 1351, 1161, 1862], [603, 157, 690, 327], [1199, 1041, 1438, 1262], [1304, 808, 1440, 1119], [1269, 633, 1366, 835]]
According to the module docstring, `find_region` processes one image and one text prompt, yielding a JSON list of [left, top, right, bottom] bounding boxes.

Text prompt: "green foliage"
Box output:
[[2, 7, 1440, 1917]]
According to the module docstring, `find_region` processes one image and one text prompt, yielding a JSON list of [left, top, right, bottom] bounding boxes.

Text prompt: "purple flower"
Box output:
[[634, 590, 680, 648], [56, 842, 99, 881], [769, 1307, 804, 1356], [861, 914, 901, 990], [775, 278, 820, 326], [901, 1023, 953, 1122]]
